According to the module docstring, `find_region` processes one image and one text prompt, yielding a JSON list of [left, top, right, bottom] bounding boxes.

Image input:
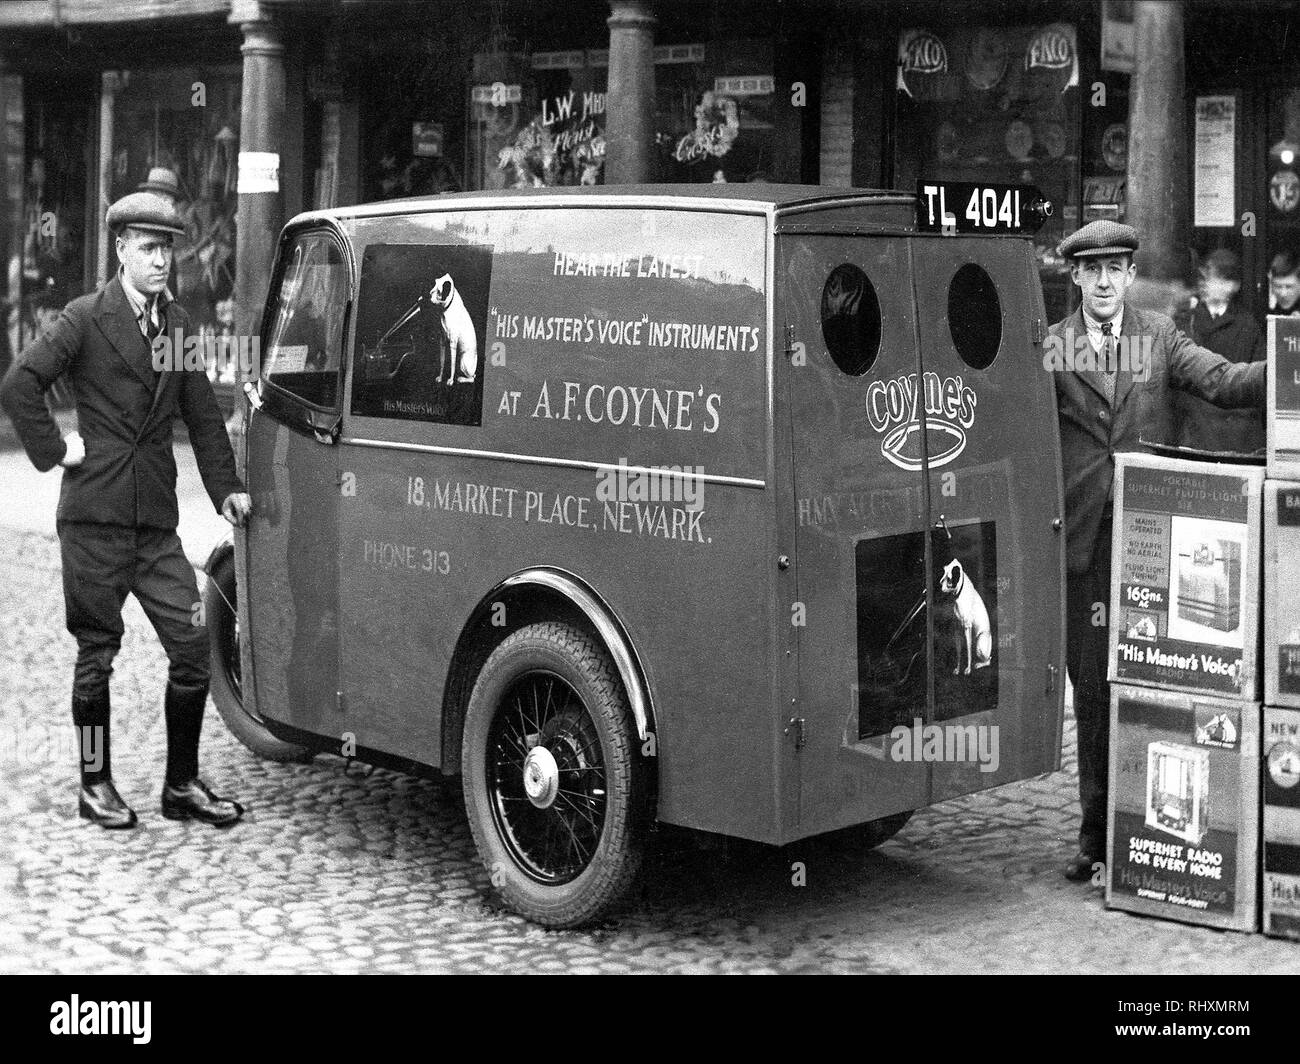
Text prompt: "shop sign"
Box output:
[[1194, 96, 1235, 228], [1102, 122, 1128, 171], [673, 92, 739, 163], [237, 151, 279, 194], [1023, 23, 1079, 90], [531, 50, 586, 70], [713, 76, 773, 97], [652, 44, 705, 64], [963, 28, 1008, 90], [471, 83, 523, 106], [540, 91, 605, 127], [896, 28, 948, 98], [412, 122, 444, 159], [1101, 0, 1135, 73], [1083, 175, 1125, 205], [1272, 169, 1300, 213], [585, 44, 707, 70]]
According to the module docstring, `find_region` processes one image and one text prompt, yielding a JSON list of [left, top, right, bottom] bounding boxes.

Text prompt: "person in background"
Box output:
[[137, 166, 181, 205], [1265, 249, 1300, 328], [1174, 249, 1265, 453]]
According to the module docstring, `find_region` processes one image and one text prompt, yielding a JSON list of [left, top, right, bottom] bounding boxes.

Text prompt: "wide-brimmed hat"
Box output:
[[137, 167, 180, 198], [106, 191, 185, 237]]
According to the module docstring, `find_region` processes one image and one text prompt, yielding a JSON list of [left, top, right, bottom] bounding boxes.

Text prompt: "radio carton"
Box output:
[[1263, 705, 1300, 941], [1108, 453, 1263, 699], [1268, 315, 1300, 477], [1264, 480, 1300, 707], [1106, 683, 1260, 932]]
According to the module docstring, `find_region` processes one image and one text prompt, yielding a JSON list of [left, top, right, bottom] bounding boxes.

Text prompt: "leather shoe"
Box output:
[[1063, 851, 1103, 883], [79, 779, 138, 830], [161, 778, 244, 827]]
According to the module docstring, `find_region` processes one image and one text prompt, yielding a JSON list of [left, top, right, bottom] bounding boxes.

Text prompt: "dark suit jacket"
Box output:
[[1051, 305, 1265, 576], [0, 275, 243, 529], [1172, 301, 1265, 453]]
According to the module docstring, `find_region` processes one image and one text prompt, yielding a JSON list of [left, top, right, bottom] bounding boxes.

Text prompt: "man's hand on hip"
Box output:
[[221, 492, 252, 527], [59, 431, 85, 468]]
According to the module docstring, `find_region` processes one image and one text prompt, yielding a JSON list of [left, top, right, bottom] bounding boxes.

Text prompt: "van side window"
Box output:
[[947, 263, 1002, 370], [821, 264, 881, 376], [263, 232, 349, 408]]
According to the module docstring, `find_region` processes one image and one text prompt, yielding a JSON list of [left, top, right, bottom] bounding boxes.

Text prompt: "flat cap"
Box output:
[[106, 191, 185, 237], [1058, 220, 1139, 260]]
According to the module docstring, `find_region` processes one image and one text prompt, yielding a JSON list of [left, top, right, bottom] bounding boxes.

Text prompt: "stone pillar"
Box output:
[[230, 0, 285, 343], [605, 0, 656, 184], [1127, 1, 1187, 282]]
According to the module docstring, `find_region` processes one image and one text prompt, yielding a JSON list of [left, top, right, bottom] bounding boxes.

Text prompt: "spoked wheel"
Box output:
[[204, 551, 309, 763], [489, 679, 607, 883], [463, 622, 647, 927]]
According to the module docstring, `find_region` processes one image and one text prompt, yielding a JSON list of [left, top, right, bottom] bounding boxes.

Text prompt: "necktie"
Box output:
[[144, 300, 163, 382], [144, 299, 163, 344], [1099, 321, 1116, 406]]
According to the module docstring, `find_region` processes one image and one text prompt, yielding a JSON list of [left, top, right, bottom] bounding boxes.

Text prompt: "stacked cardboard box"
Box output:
[[1108, 454, 1263, 701], [1105, 453, 1264, 931], [1264, 320, 1300, 939], [1263, 706, 1300, 940]]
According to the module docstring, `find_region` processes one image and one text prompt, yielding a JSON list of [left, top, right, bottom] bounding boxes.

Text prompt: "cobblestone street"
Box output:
[[0, 526, 1295, 974]]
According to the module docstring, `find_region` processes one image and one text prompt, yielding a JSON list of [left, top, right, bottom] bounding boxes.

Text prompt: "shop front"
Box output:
[[350, 0, 790, 200], [892, 18, 1085, 322], [0, 15, 246, 394]]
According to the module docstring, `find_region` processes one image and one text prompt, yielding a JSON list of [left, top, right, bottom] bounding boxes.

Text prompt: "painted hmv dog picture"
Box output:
[[351, 243, 492, 425], [855, 520, 999, 739]]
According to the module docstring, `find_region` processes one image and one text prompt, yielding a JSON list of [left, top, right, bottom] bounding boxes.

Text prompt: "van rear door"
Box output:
[[910, 237, 1065, 802], [778, 233, 932, 835], [779, 229, 1064, 839]]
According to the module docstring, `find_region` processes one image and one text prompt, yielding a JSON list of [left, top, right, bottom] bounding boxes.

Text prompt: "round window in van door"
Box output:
[[947, 263, 1002, 370], [821, 264, 881, 376]]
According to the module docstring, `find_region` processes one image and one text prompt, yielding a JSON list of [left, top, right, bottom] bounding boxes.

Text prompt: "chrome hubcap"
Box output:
[[522, 746, 559, 809]]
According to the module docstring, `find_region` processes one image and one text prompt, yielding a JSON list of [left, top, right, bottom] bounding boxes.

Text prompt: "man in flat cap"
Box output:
[[0, 191, 251, 829], [1050, 220, 1265, 882]]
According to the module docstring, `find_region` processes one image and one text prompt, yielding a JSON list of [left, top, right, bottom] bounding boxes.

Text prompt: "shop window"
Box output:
[[464, 38, 775, 189], [263, 233, 349, 409], [947, 263, 1001, 370], [103, 66, 241, 386], [821, 264, 881, 376], [894, 24, 1081, 320]]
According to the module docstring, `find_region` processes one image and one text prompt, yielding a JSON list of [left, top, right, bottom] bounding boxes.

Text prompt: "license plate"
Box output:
[[915, 181, 1051, 235]]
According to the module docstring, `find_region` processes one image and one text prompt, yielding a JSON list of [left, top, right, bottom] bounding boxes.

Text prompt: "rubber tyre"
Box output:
[[204, 552, 310, 763], [462, 621, 647, 928]]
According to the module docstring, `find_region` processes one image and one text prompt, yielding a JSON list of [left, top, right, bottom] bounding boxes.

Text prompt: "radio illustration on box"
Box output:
[[1146, 740, 1211, 845], [1175, 538, 1242, 632]]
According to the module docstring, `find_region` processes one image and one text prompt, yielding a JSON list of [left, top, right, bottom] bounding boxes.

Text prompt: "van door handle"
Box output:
[[243, 381, 262, 411]]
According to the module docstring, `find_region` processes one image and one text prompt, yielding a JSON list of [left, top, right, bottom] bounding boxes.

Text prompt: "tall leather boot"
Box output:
[[72, 689, 137, 829], [161, 682, 244, 827]]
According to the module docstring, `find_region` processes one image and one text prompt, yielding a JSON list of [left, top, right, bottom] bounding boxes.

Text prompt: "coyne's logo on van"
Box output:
[[865, 371, 977, 472]]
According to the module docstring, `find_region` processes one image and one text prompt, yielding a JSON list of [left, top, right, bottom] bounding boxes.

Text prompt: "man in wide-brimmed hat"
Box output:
[[0, 190, 251, 831], [1050, 220, 1266, 883], [136, 166, 181, 203]]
